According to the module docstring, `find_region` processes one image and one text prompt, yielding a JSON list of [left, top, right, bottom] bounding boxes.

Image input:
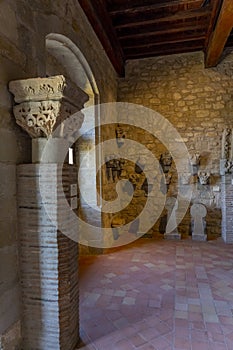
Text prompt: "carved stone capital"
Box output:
[[198, 171, 210, 185], [13, 100, 61, 138], [9, 75, 89, 138]]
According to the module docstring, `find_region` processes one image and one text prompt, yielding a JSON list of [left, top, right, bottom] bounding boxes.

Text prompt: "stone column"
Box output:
[[9, 76, 88, 350]]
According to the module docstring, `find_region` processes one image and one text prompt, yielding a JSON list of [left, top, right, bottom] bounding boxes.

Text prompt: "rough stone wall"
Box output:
[[117, 51, 233, 238], [0, 0, 117, 347]]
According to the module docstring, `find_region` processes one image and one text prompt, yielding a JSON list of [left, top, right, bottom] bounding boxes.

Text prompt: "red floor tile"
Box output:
[[78, 238, 233, 349]]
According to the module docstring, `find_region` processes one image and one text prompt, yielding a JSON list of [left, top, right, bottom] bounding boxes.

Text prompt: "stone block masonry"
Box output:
[[116, 51, 233, 238], [17, 164, 79, 350]]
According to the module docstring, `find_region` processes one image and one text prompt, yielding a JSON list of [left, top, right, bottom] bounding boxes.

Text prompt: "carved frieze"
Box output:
[[9, 75, 66, 103]]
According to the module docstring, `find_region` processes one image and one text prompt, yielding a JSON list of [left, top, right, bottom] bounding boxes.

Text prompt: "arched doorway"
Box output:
[[46, 33, 102, 248]]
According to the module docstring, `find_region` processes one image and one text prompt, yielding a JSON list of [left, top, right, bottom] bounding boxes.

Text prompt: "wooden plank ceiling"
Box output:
[[78, 0, 233, 76]]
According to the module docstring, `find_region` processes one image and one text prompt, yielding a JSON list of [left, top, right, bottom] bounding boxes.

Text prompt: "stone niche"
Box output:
[[9, 75, 89, 350]]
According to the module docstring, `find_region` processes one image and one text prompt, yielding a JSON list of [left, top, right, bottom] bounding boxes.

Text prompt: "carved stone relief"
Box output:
[[190, 152, 200, 166], [198, 171, 210, 185], [13, 100, 61, 138], [105, 156, 124, 183], [9, 75, 88, 139], [160, 151, 172, 173], [115, 124, 126, 147], [189, 151, 200, 175]]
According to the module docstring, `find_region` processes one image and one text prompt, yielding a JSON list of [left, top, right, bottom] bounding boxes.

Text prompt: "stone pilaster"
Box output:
[[221, 174, 233, 243], [220, 129, 233, 243]]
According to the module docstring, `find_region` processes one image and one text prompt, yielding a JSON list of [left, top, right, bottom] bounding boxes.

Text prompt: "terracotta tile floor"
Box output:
[[78, 237, 233, 350]]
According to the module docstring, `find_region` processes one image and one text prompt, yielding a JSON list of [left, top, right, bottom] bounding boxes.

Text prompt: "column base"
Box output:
[[164, 232, 181, 240], [192, 234, 207, 241]]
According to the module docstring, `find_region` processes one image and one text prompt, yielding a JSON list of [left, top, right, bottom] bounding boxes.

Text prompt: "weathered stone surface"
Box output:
[[0, 34, 26, 68], [190, 203, 207, 241], [118, 51, 233, 176], [117, 51, 233, 239], [9, 75, 88, 139], [0, 321, 21, 350]]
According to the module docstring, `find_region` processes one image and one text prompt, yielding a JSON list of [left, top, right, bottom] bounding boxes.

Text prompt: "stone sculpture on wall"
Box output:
[[190, 152, 200, 166], [105, 155, 124, 183], [160, 151, 172, 173], [115, 123, 126, 147], [190, 151, 200, 175], [198, 171, 210, 185]]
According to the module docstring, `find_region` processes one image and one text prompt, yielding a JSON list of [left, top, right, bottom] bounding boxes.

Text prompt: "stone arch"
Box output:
[[46, 33, 99, 101], [46, 34, 101, 228]]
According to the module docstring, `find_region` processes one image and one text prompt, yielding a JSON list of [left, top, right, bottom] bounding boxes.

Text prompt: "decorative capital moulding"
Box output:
[[9, 75, 89, 138]]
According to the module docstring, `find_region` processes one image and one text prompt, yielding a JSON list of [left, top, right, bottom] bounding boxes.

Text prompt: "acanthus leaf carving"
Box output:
[[14, 101, 60, 138], [9, 75, 89, 139]]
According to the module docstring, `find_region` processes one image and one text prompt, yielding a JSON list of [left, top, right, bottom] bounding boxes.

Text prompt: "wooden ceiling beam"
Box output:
[[226, 29, 233, 45], [118, 24, 207, 42], [115, 10, 210, 33], [111, 6, 211, 27], [205, 0, 233, 67], [78, 0, 125, 76], [107, 0, 179, 12], [125, 44, 204, 60], [118, 18, 206, 40], [204, 0, 223, 48], [110, 0, 206, 17], [123, 34, 206, 50]]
